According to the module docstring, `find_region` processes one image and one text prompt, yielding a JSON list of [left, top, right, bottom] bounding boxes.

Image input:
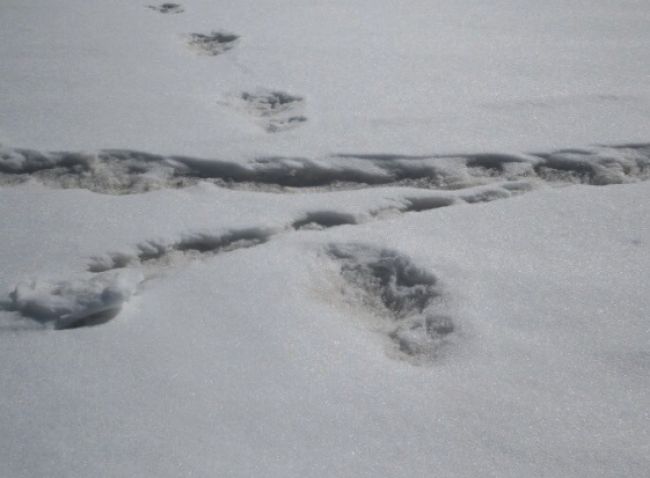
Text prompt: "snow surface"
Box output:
[[1, 1, 650, 477], [1, 0, 650, 157]]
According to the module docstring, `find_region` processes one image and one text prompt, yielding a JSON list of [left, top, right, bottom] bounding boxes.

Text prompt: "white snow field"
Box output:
[[1, 1, 650, 477], [1, 0, 650, 157]]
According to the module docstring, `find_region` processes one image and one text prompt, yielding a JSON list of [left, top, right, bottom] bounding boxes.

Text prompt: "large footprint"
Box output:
[[328, 243, 455, 361]]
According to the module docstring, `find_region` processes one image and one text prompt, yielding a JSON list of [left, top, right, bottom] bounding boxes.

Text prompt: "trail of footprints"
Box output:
[[3, 143, 650, 347], [5, 142, 650, 358], [2, 145, 649, 194], [3, 231, 456, 362], [145, 3, 307, 132], [2, 197, 461, 353], [4, 2, 650, 361]]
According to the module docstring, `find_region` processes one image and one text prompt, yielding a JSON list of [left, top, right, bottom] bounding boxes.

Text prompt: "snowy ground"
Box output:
[[1, 1, 649, 477], [2, 0, 650, 157]]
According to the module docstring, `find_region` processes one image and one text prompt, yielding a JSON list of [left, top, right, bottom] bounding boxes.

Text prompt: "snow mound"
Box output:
[[6, 270, 144, 330], [328, 243, 454, 362]]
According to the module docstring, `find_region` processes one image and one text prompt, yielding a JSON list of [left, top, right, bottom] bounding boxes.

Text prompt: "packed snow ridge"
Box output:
[[1, 144, 649, 194]]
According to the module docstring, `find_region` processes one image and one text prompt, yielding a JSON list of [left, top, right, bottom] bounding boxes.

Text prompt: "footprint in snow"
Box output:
[[328, 243, 456, 362], [223, 89, 308, 133], [187, 31, 240, 56], [147, 3, 184, 14]]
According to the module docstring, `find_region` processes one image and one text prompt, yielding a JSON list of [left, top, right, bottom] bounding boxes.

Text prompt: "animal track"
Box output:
[[224, 89, 307, 133], [147, 3, 184, 14], [2, 145, 649, 194], [235, 91, 305, 117], [88, 228, 273, 272], [328, 244, 454, 361], [187, 31, 240, 56]]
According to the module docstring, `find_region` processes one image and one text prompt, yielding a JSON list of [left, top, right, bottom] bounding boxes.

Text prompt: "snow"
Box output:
[[1, 0, 650, 157], [7, 269, 144, 330], [1, 1, 649, 477], [2, 182, 650, 477]]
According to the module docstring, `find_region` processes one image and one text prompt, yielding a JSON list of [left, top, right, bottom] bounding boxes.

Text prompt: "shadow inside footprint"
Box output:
[[56, 307, 122, 330], [293, 211, 357, 230]]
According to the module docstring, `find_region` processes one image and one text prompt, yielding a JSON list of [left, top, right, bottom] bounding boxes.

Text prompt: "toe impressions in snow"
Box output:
[[328, 244, 454, 361], [2, 144, 649, 194]]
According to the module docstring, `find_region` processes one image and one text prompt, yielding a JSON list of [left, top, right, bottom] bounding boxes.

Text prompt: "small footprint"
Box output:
[[88, 228, 273, 273], [147, 3, 184, 14], [224, 89, 307, 133], [187, 31, 240, 56], [236, 91, 304, 117]]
